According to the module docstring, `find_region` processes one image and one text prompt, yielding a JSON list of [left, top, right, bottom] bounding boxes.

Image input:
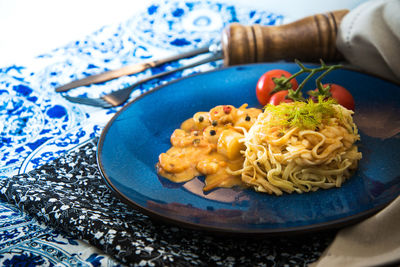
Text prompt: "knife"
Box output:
[[56, 9, 349, 93], [55, 44, 222, 92]]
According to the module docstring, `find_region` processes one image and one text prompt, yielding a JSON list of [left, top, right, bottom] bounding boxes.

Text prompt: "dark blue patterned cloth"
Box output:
[[0, 138, 336, 266]]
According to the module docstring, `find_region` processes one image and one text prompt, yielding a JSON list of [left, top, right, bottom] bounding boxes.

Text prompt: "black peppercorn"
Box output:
[[209, 130, 216, 136], [245, 115, 251, 121], [198, 116, 204, 122], [212, 120, 218, 126]]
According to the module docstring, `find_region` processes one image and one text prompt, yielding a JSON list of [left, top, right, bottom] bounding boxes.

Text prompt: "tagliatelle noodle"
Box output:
[[228, 102, 362, 196]]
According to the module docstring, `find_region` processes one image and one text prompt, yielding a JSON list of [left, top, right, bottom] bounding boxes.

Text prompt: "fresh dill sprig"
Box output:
[[265, 97, 337, 130]]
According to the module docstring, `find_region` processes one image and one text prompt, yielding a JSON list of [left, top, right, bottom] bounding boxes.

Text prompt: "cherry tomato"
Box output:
[[316, 84, 355, 110], [268, 90, 293, 105], [256, 70, 298, 106]]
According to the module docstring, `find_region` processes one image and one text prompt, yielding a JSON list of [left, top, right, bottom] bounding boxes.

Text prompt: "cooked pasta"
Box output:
[[229, 99, 362, 195]]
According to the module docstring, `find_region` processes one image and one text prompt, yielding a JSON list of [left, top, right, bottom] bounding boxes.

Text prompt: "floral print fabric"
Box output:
[[1, 138, 335, 266]]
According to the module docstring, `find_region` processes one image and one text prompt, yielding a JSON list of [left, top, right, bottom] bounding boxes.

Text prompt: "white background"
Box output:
[[0, 0, 367, 68], [0, 0, 149, 67]]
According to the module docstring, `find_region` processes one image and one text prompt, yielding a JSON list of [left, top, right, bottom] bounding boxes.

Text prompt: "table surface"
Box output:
[[0, 0, 369, 265]]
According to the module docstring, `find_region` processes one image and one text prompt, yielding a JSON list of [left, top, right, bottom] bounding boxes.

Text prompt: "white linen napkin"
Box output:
[[336, 0, 400, 83], [311, 196, 400, 267]]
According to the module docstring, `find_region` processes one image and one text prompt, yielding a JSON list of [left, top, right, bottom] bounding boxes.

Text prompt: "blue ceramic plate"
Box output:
[[97, 63, 400, 235]]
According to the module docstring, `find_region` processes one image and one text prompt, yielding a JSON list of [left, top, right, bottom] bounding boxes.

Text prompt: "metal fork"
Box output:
[[62, 53, 222, 108]]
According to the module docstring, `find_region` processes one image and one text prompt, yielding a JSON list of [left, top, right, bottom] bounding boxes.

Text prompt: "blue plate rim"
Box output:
[[97, 62, 398, 235]]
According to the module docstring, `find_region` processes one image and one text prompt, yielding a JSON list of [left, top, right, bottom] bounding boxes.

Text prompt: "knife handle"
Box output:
[[221, 9, 349, 66]]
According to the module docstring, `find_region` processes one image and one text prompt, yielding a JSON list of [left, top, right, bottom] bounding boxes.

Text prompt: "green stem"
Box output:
[[271, 60, 308, 95], [315, 64, 341, 93], [266, 59, 343, 103], [284, 60, 311, 84], [280, 59, 342, 101]]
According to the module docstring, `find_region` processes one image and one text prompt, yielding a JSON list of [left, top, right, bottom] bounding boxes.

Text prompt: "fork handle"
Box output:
[[221, 9, 349, 66]]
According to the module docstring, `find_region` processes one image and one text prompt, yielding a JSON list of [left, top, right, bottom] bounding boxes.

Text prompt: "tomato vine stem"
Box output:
[[272, 59, 342, 102]]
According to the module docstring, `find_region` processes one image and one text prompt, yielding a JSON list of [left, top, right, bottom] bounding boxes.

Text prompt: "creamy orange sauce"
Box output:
[[157, 104, 261, 191]]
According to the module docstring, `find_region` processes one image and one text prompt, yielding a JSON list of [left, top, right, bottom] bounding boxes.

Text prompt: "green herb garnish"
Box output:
[[265, 96, 337, 130]]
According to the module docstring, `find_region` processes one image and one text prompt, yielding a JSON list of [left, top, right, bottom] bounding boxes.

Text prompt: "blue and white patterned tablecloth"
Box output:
[[0, 0, 365, 265], [0, 1, 283, 265]]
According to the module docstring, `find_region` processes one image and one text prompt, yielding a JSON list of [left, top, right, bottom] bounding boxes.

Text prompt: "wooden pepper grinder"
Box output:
[[221, 9, 349, 66]]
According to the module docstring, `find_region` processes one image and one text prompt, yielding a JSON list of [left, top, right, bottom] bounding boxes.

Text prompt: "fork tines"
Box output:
[[63, 95, 113, 108]]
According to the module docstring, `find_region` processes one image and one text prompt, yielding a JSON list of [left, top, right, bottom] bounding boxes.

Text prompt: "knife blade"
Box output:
[[55, 45, 218, 92]]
